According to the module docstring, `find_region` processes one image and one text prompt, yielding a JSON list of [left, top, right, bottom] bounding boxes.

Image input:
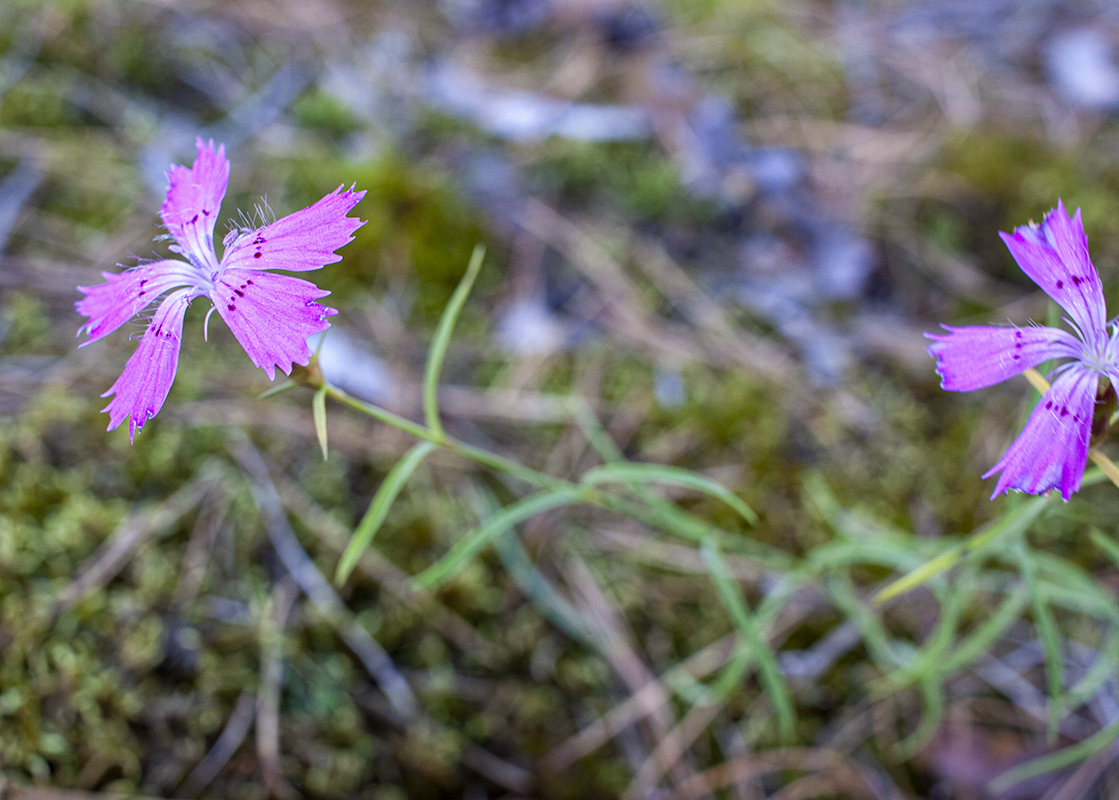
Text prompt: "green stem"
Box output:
[[322, 383, 760, 556], [324, 383, 572, 494]]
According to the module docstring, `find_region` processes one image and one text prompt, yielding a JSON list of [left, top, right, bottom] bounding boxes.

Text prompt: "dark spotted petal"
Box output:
[[925, 324, 1081, 392], [983, 365, 1098, 501], [999, 200, 1106, 349]]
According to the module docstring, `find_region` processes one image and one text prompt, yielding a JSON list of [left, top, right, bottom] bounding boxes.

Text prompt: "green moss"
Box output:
[[531, 140, 717, 224], [2, 294, 54, 354], [941, 130, 1119, 252], [291, 90, 364, 139], [0, 73, 74, 127]]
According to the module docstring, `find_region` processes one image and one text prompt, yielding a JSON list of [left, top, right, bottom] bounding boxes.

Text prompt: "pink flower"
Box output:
[[77, 138, 365, 441], [926, 200, 1118, 500]]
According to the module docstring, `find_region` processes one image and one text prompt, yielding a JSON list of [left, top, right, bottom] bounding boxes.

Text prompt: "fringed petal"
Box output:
[[983, 366, 1098, 501], [160, 138, 229, 273], [76, 260, 199, 346], [211, 270, 337, 380], [221, 184, 365, 274], [100, 290, 191, 442], [925, 324, 1082, 392], [999, 200, 1107, 350]]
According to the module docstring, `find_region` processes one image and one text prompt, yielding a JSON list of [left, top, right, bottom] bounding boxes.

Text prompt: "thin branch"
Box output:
[[227, 434, 418, 720]]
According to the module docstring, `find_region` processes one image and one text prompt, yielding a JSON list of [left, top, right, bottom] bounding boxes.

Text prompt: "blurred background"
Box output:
[[6, 0, 1119, 797]]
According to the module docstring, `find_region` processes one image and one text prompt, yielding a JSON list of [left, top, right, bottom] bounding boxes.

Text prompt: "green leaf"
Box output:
[[940, 588, 1028, 674], [335, 441, 438, 584], [423, 244, 485, 439], [874, 495, 1049, 603], [830, 573, 905, 671], [1012, 538, 1064, 741], [990, 717, 1119, 794], [581, 462, 757, 525], [493, 528, 595, 645], [1090, 528, 1119, 568], [701, 539, 795, 742], [414, 489, 582, 589], [258, 379, 296, 399], [312, 385, 329, 460], [896, 676, 945, 758]]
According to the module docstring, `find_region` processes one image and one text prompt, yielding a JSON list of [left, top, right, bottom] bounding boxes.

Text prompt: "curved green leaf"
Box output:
[[423, 244, 485, 439], [414, 489, 581, 589], [312, 385, 329, 460], [581, 462, 757, 525], [701, 539, 795, 741], [335, 441, 438, 584]]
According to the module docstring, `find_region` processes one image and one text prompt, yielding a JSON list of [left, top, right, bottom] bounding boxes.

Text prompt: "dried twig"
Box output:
[[544, 633, 737, 771], [170, 491, 231, 614], [227, 435, 419, 719], [179, 691, 257, 798], [670, 748, 884, 800], [258, 576, 300, 798], [274, 472, 504, 667]]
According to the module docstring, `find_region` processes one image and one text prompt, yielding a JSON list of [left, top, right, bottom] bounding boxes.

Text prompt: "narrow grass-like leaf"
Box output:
[[1088, 449, 1119, 490], [701, 539, 795, 741], [898, 583, 963, 686], [830, 573, 904, 670], [336, 441, 438, 585], [570, 400, 773, 566], [990, 717, 1119, 794], [313, 385, 329, 460], [617, 498, 790, 568], [807, 540, 927, 574], [1031, 550, 1119, 622], [1012, 538, 1064, 741], [570, 399, 625, 463], [258, 379, 296, 399], [423, 244, 485, 439], [414, 489, 581, 589], [941, 588, 1028, 674], [1062, 629, 1119, 717], [704, 647, 752, 701], [1090, 528, 1119, 569], [875, 495, 1049, 603], [897, 676, 945, 758], [493, 528, 596, 645], [582, 463, 757, 525], [701, 574, 800, 704]]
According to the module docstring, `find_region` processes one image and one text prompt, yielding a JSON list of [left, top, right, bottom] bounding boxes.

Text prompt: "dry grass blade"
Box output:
[[227, 435, 419, 719], [545, 633, 737, 771], [631, 240, 798, 386], [1038, 744, 1117, 800], [178, 691, 257, 798], [170, 491, 231, 614], [624, 701, 726, 800], [518, 200, 706, 362], [520, 199, 796, 386], [670, 748, 885, 800], [273, 472, 504, 666], [258, 576, 300, 799], [565, 555, 701, 793]]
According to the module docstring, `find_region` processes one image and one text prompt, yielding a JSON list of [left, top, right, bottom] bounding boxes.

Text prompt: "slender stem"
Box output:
[[1089, 450, 1119, 491], [324, 383, 571, 493], [1022, 367, 1049, 394], [322, 383, 762, 554]]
